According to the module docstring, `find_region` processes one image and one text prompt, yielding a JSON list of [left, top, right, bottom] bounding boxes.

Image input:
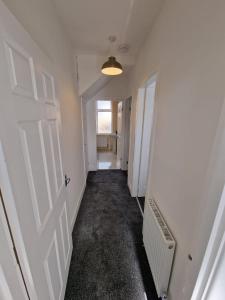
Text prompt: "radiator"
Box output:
[[143, 198, 176, 298], [97, 135, 108, 148]]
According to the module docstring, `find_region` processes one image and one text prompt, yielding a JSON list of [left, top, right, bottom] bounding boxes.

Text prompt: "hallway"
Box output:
[[65, 170, 158, 299], [1, 0, 225, 298], [97, 151, 120, 170]]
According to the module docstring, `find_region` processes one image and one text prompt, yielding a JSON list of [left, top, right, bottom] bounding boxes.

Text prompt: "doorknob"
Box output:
[[65, 174, 71, 187]]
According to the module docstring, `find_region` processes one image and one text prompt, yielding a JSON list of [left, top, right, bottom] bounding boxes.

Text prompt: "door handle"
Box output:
[[65, 174, 71, 187]]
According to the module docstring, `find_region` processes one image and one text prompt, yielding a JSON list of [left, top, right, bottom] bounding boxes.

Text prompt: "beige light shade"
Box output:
[[101, 56, 123, 76]]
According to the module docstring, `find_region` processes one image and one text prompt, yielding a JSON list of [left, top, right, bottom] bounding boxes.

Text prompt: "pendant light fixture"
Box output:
[[101, 36, 123, 76]]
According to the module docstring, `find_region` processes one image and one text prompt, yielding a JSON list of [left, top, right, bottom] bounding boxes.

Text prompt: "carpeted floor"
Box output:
[[64, 170, 158, 300], [138, 197, 145, 213]]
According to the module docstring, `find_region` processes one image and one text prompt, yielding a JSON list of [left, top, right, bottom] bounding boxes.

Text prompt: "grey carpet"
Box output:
[[65, 170, 159, 300]]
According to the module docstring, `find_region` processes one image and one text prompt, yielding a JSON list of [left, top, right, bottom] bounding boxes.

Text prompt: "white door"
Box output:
[[0, 191, 28, 300], [138, 81, 156, 197], [0, 2, 72, 299], [117, 101, 123, 167]]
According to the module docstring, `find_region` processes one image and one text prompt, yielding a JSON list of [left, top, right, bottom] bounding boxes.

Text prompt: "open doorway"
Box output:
[[96, 100, 120, 169], [138, 79, 156, 196], [131, 76, 157, 212], [96, 99, 131, 170]]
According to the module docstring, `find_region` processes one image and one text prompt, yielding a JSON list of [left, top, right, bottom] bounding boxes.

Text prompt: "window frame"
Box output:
[[96, 100, 112, 134]]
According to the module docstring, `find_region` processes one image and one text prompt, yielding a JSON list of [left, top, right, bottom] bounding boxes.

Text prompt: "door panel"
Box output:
[[0, 3, 72, 299], [59, 202, 71, 269], [41, 120, 58, 202], [20, 121, 53, 232], [44, 232, 63, 300], [48, 119, 64, 194], [42, 72, 55, 105], [4, 40, 37, 100]]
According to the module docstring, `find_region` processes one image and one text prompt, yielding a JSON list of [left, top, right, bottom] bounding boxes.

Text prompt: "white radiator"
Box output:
[[143, 198, 176, 298], [97, 135, 108, 148]]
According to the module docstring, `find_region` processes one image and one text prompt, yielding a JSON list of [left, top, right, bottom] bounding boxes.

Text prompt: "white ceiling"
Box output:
[[52, 0, 163, 56]]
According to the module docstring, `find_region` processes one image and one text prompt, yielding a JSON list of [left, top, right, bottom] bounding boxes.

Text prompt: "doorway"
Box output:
[[95, 98, 131, 170], [96, 100, 120, 170], [84, 98, 131, 171], [191, 183, 225, 300], [131, 76, 157, 210], [138, 78, 156, 197]]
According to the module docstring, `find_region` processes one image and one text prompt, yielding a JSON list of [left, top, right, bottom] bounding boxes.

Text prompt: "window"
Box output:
[[96, 100, 112, 134], [97, 100, 111, 110]]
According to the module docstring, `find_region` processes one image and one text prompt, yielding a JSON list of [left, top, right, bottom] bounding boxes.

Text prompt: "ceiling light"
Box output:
[[101, 56, 123, 76], [101, 36, 123, 76]]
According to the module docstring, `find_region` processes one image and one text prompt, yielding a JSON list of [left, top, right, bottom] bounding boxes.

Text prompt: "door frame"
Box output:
[[191, 183, 225, 299], [130, 74, 158, 197], [121, 97, 132, 171], [0, 141, 38, 299], [81, 96, 88, 176], [190, 93, 225, 299], [84, 97, 126, 171], [0, 187, 29, 300], [116, 98, 132, 171]]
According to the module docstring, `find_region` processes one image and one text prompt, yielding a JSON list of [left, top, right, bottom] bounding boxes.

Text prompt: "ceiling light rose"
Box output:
[[101, 56, 123, 76]]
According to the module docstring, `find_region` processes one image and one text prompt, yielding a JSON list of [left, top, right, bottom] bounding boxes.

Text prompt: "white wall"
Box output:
[[128, 0, 225, 299], [90, 73, 130, 102], [77, 54, 136, 97], [86, 99, 97, 171], [77, 54, 105, 95], [3, 0, 86, 228]]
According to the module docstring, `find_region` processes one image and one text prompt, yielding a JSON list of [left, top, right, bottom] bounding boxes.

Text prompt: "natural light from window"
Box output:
[[97, 100, 112, 134]]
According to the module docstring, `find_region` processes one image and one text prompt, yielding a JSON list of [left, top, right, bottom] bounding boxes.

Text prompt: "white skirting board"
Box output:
[[70, 179, 86, 230], [128, 179, 136, 197]]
